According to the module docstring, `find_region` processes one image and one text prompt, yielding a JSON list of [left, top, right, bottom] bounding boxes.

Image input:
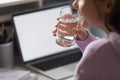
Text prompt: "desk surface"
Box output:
[[13, 64, 52, 80], [13, 61, 73, 80], [14, 66, 73, 80]]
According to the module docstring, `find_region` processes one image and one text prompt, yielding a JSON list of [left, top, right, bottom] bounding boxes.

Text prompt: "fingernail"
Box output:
[[57, 18, 59, 20], [53, 33, 56, 36]]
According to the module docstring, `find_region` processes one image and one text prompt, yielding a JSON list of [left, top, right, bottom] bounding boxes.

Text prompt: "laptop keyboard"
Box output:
[[32, 49, 82, 71]]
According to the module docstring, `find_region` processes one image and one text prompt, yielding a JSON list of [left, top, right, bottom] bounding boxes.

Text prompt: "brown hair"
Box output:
[[106, 0, 120, 34], [93, 0, 120, 34]]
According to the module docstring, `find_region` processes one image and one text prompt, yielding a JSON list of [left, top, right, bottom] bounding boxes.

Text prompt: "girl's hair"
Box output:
[[105, 0, 120, 34]]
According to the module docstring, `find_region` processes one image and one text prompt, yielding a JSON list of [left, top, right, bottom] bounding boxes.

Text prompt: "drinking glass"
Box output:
[[56, 6, 80, 47]]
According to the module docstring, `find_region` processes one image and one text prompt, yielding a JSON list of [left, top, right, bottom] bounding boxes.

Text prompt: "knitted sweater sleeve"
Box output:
[[76, 32, 98, 52]]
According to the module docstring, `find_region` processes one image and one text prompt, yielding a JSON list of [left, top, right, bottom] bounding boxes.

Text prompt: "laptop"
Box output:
[[12, 4, 82, 80]]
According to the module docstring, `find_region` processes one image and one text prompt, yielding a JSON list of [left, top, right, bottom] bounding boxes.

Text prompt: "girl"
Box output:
[[53, 0, 120, 80]]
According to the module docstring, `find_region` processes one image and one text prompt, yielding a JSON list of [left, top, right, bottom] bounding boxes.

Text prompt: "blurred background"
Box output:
[[0, 0, 106, 55]]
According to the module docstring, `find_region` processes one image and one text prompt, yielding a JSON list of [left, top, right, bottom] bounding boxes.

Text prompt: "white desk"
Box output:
[[13, 60, 52, 80], [13, 58, 73, 80], [14, 65, 73, 80]]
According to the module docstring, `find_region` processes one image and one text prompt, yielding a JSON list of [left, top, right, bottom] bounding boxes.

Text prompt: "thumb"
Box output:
[[72, 28, 81, 35], [72, 28, 88, 40]]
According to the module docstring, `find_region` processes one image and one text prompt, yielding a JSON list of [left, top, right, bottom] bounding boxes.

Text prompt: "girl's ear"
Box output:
[[105, 0, 115, 13]]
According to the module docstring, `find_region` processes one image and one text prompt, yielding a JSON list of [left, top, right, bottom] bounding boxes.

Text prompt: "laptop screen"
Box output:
[[13, 5, 78, 62]]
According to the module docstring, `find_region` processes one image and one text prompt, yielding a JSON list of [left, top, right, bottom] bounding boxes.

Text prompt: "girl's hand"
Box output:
[[52, 14, 89, 40], [72, 22, 89, 40]]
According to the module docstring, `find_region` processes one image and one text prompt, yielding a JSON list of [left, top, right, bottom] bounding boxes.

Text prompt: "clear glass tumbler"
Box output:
[[56, 6, 80, 47]]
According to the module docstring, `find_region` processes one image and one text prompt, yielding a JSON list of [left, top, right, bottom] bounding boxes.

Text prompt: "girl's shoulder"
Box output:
[[86, 32, 120, 53], [83, 37, 113, 56], [86, 37, 111, 51]]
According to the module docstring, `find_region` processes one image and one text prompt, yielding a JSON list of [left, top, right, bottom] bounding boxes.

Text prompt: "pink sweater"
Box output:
[[74, 32, 120, 80]]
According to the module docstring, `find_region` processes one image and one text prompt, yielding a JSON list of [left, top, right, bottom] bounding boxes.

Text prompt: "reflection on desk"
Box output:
[[14, 64, 73, 80], [13, 65, 51, 80]]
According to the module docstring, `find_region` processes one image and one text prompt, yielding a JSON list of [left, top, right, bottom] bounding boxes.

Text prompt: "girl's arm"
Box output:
[[76, 31, 98, 52]]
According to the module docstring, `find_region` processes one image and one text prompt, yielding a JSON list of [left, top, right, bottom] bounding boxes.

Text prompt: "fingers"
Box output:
[[72, 27, 81, 35], [55, 22, 67, 32], [52, 28, 69, 36], [52, 29, 57, 36], [72, 27, 88, 40], [58, 23, 67, 30], [57, 29, 69, 36], [53, 22, 70, 36]]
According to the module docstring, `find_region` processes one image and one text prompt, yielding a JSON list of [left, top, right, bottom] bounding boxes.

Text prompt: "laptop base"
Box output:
[[26, 62, 78, 80]]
